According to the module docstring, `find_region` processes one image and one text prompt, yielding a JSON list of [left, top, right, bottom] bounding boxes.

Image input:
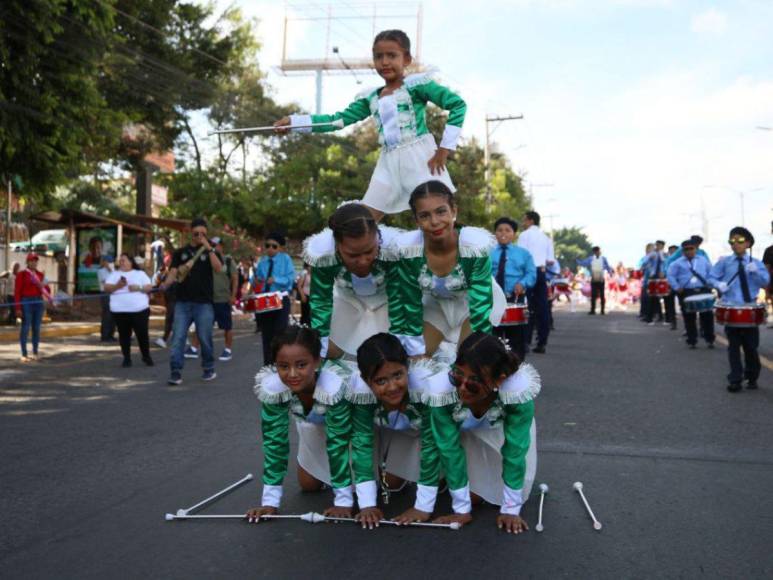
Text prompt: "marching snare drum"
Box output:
[[500, 303, 529, 326], [647, 279, 670, 297], [243, 292, 284, 314], [682, 293, 715, 313], [551, 278, 571, 293], [714, 303, 767, 327]]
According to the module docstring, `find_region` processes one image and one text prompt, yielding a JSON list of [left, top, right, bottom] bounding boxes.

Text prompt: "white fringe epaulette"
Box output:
[[458, 226, 496, 258], [377, 225, 404, 261], [407, 358, 440, 403], [404, 69, 438, 89], [312, 368, 347, 406], [498, 363, 542, 405], [356, 85, 380, 101], [302, 229, 338, 268], [345, 371, 378, 405], [423, 369, 459, 408], [390, 229, 424, 260], [253, 366, 293, 404]]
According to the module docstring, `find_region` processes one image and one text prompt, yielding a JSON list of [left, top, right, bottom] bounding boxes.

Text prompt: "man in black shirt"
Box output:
[[162, 218, 222, 385]]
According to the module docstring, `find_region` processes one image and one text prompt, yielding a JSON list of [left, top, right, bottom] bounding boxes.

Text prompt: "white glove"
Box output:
[[717, 281, 728, 293], [746, 262, 757, 273]]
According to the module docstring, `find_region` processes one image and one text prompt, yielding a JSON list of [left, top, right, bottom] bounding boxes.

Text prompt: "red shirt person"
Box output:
[[15, 253, 51, 361]]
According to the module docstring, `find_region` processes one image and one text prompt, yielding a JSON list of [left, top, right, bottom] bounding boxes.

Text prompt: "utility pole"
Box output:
[[484, 114, 523, 209], [543, 213, 559, 234], [5, 178, 11, 272]]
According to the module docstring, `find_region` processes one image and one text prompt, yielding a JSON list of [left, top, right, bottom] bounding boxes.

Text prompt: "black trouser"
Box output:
[[725, 326, 760, 384], [526, 270, 550, 347], [260, 296, 290, 365], [664, 291, 677, 326], [100, 295, 115, 340], [646, 296, 663, 322], [112, 309, 151, 361], [300, 299, 311, 326], [590, 281, 605, 313], [680, 289, 715, 345], [495, 324, 526, 362], [163, 293, 176, 341], [639, 285, 649, 318], [5, 294, 15, 324]]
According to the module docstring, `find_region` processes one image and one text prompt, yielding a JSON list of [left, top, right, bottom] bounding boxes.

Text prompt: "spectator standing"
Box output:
[[104, 253, 154, 367], [577, 246, 614, 315], [1, 261, 20, 324], [97, 256, 116, 342], [14, 253, 51, 362], [251, 232, 295, 364], [162, 218, 223, 385], [517, 211, 555, 354]]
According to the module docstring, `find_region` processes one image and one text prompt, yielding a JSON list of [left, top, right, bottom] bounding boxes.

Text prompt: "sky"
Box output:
[[206, 0, 773, 265]]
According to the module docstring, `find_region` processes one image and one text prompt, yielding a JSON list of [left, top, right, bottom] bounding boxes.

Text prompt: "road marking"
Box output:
[[714, 334, 773, 372]]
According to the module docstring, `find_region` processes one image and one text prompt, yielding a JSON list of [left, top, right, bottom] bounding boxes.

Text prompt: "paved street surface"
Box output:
[[1, 310, 772, 579]]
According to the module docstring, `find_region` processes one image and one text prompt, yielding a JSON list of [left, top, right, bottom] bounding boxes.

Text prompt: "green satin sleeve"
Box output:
[[310, 97, 372, 132], [501, 401, 534, 490], [463, 255, 493, 333], [430, 405, 468, 491], [417, 403, 441, 487], [384, 258, 405, 337], [351, 403, 377, 484], [325, 400, 353, 489], [392, 257, 425, 338], [310, 264, 338, 338], [261, 402, 290, 486], [416, 80, 466, 129]]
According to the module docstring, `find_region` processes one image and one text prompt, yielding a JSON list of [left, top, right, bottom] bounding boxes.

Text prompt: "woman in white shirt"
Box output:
[[104, 253, 153, 367]]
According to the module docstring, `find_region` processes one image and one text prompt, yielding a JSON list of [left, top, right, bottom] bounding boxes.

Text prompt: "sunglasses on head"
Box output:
[[729, 236, 747, 244], [265, 242, 279, 249], [448, 366, 488, 395]]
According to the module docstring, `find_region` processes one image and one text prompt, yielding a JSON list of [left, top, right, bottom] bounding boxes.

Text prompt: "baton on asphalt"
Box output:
[[175, 473, 253, 517]]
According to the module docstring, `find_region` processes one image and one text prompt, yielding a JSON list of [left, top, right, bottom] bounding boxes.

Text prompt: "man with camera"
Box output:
[[162, 218, 223, 385]]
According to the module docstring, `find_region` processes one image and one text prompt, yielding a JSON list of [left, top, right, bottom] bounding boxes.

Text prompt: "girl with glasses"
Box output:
[[425, 331, 540, 533]]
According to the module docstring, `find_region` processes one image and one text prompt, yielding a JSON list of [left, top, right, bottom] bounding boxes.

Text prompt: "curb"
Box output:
[[0, 318, 166, 342]]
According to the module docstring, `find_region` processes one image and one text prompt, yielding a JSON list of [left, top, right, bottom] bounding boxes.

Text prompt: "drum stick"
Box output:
[[175, 473, 253, 516], [535, 483, 548, 533], [573, 482, 602, 531], [207, 118, 344, 136]]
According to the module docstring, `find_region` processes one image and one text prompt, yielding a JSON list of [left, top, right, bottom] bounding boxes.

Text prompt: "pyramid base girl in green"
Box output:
[[274, 30, 466, 221]]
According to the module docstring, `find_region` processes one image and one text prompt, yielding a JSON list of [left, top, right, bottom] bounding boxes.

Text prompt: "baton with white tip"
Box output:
[[175, 473, 253, 517], [207, 118, 344, 136], [535, 483, 548, 533], [573, 482, 602, 531]]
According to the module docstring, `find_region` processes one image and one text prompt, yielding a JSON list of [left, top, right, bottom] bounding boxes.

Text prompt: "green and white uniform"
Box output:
[[425, 363, 540, 515], [326, 360, 447, 512], [303, 221, 402, 357], [253, 362, 350, 508], [387, 226, 506, 355], [289, 72, 466, 215]]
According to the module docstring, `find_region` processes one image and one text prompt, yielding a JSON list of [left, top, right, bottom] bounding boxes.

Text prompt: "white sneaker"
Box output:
[[154, 338, 167, 348]]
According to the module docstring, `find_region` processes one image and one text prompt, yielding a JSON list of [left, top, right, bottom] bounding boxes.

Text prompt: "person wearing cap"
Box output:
[[189, 237, 238, 361], [667, 239, 715, 349], [97, 256, 116, 342], [251, 232, 295, 364], [14, 253, 51, 362], [577, 246, 613, 315], [666, 234, 711, 270], [490, 216, 536, 360], [161, 218, 223, 385], [709, 227, 770, 392], [645, 240, 668, 325]]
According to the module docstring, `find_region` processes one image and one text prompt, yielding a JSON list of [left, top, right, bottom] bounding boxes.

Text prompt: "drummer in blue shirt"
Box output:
[[709, 226, 770, 392], [645, 240, 668, 325], [491, 217, 536, 361], [251, 232, 296, 364], [667, 239, 715, 349], [665, 234, 710, 270]]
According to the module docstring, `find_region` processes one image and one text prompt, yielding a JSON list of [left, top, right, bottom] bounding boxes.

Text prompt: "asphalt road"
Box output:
[[1, 310, 772, 579]]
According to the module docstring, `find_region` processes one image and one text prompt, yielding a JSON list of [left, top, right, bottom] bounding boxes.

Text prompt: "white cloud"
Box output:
[[691, 8, 728, 35]]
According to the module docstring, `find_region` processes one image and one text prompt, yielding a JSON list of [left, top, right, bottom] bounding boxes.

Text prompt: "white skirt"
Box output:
[[423, 277, 507, 343], [461, 419, 537, 506], [362, 134, 455, 215], [329, 289, 390, 356], [295, 421, 332, 485]]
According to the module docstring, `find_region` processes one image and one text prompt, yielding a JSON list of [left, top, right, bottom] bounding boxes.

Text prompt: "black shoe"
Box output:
[[670, 325, 677, 330], [588, 311, 596, 315], [707, 342, 715, 349], [532, 345, 546, 354], [600, 311, 606, 315], [746, 380, 758, 390], [121, 358, 132, 368], [142, 356, 155, 367], [688, 343, 696, 349], [727, 382, 742, 393]]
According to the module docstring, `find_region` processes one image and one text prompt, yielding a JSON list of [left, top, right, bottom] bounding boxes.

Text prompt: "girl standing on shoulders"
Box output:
[[246, 326, 350, 522], [274, 30, 466, 220], [388, 180, 504, 357], [426, 332, 540, 533]]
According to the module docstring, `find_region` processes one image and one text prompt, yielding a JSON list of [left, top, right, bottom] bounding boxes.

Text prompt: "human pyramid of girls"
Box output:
[[243, 30, 540, 533]]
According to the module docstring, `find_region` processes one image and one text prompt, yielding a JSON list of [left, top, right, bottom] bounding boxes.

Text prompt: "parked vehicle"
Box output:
[[13, 229, 68, 254]]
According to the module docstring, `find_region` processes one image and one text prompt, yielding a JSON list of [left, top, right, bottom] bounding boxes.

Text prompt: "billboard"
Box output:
[[76, 226, 117, 293]]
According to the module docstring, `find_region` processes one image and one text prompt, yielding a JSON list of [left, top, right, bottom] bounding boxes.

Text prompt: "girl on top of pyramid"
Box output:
[[274, 29, 466, 220]]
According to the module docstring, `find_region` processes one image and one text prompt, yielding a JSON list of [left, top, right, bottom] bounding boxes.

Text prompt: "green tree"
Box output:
[[553, 226, 594, 270]]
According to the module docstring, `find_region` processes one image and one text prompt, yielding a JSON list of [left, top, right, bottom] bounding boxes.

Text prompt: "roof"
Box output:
[[31, 210, 152, 234]]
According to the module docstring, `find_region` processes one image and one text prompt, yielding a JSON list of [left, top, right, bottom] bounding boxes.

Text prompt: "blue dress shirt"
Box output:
[[490, 244, 537, 296], [709, 254, 770, 305], [251, 252, 295, 293], [645, 251, 667, 278], [666, 255, 712, 291], [665, 247, 710, 270]]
